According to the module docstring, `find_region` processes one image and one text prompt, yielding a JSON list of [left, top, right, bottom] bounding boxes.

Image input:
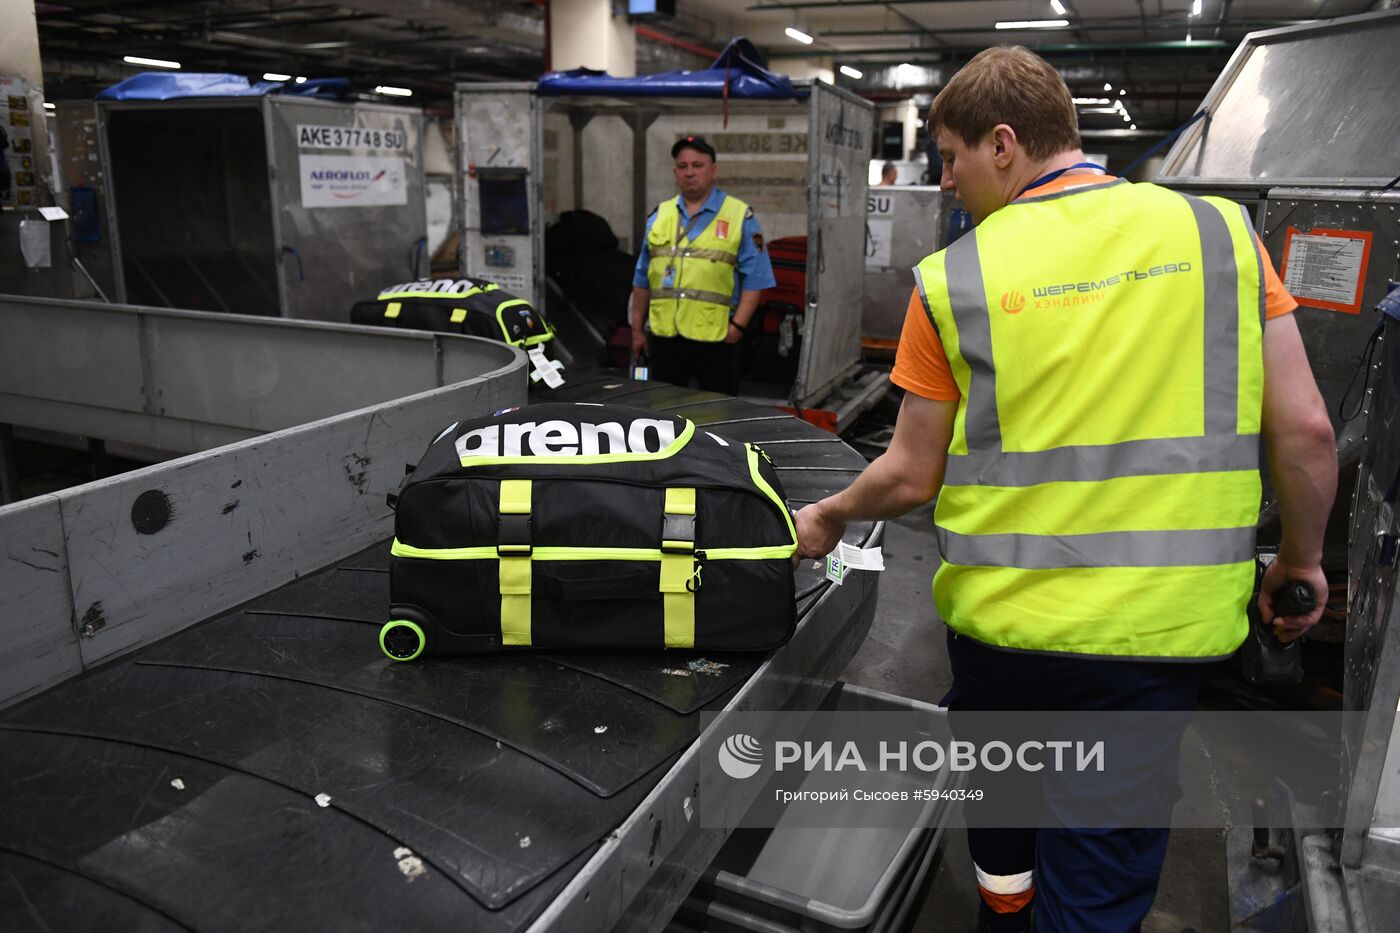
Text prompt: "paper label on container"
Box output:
[[299, 154, 407, 208], [296, 124, 407, 153], [1281, 227, 1372, 315]]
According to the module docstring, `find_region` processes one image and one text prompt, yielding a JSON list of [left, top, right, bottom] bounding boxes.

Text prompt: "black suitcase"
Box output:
[[380, 403, 798, 659]]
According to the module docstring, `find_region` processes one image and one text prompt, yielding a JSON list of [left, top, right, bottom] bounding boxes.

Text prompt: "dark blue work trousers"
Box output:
[[941, 628, 1203, 933]]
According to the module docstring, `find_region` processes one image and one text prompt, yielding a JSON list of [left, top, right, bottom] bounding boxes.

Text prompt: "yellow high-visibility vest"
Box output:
[[646, 195, 749, 342], [914, 179, 1265, 659]]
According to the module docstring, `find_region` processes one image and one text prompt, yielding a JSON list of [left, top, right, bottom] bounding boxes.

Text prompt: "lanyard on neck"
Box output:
[[677, 196, 715, 242], [1017, 162, 1110, 200]]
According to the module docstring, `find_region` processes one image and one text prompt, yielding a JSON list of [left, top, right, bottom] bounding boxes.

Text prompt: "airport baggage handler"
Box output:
[[794, 46, 1337, 932], [630, 134, 776, 395]]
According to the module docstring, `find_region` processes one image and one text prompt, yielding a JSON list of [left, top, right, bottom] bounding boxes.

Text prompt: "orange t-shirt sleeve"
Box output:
[[1254, 231, 1298, 320], [890, 288, 961, 401]]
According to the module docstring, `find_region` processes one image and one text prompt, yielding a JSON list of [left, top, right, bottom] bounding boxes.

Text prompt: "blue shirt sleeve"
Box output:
[[736, 212, 777, 292], [632, 210, 657, 287]]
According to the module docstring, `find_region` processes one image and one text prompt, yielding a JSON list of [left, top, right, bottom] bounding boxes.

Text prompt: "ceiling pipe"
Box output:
[[633, 25, 721, 60]]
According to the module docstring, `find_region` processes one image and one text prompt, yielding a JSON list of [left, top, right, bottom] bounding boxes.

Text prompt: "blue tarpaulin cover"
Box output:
[[537, 38, 805, 100], [96, 73, 351, 101]]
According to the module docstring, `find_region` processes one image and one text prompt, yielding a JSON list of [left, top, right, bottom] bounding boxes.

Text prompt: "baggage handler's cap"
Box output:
[[671, 135, 717, 160]]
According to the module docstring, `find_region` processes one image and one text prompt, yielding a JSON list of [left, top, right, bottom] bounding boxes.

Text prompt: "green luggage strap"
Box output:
[[660, 487, 698, 649], [498, 479, 533, 646]]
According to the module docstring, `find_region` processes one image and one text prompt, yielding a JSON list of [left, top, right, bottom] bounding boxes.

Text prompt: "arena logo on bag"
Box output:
[[456, 418, 678, 458]]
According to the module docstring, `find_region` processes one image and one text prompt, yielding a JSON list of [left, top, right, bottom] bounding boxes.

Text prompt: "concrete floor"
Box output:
[[839, 507, 1230, 933]]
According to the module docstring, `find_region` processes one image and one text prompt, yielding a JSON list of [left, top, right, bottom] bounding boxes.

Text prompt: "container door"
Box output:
[[267, 98, 426, 321], [455, 84, 541, 308], [797, 83, 874, 409]]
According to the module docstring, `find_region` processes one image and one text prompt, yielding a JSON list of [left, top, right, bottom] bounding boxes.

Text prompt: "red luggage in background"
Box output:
[[764, 235, 807, 309], [746, 236, 807, 386]]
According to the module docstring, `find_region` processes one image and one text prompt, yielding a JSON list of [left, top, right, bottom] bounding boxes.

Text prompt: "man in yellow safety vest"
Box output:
[[795, 46, 1337, 932], [629, 135, 775, 394]]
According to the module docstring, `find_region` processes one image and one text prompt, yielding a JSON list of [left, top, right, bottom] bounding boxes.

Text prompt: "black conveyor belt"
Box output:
[[0, 381, 878, 932]]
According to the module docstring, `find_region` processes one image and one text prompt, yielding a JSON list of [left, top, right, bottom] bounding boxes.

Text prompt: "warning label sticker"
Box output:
[[1281, 227, 1372, 315]]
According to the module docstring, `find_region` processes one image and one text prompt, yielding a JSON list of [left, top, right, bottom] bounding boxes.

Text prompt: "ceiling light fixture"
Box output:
[[1072, 97, 1110, 105], [1191, 0, 1202, 16], [839, 65, 863, 79], [1103, 82, 1113, 91], [1130, 124, 1137, 130], [1051, 0, 1068, 14], [374, 85, 412, 97], [263, 73, 291, 82], [43, 102, 55, 110], [295, 76, 308, 84], [785, 27, 814, 45], [122, 55, 180, 69], [995, 19, 1069, 30]]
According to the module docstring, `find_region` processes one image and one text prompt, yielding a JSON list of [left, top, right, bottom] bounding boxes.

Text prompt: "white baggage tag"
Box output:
[[527, 346, 566, 388], [836, 541, 885, 572]]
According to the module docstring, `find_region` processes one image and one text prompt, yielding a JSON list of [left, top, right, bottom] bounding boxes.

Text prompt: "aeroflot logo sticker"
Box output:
[[1006, 261, 1193, 312], [455, 418, 678, 458]]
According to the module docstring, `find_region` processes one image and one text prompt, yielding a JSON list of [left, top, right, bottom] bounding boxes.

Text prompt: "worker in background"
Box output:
[[878, 161, 898, 186], [630, 135, 775, 395], [795, 46, 1335, 932]]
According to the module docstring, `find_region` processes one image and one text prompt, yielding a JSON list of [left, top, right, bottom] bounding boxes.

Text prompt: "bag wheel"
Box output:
[[380, 619, 426, 661]]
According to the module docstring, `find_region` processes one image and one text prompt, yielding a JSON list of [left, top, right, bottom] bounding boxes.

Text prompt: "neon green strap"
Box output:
[[499, 479, 532, 646], [660, 487, 697, 648]]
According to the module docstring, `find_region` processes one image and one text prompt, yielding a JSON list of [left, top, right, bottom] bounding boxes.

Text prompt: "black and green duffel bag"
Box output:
[[380, 402, 798, 660], [351, 277, 555, 350]]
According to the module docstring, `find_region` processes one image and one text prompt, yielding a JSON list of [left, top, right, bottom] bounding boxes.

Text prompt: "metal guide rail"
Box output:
[[0, 370, 885, 932]]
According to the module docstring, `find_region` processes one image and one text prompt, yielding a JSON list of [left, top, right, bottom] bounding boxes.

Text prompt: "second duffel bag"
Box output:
[[380, 402, 798, 659]]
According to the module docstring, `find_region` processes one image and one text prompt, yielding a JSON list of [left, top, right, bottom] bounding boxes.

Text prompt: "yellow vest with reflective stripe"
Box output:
[[646, 195, 748, 342], [914, 180, 1265, 660]]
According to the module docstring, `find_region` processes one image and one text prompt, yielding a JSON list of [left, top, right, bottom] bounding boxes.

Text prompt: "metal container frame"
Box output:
[[94, 95, 427, 321]]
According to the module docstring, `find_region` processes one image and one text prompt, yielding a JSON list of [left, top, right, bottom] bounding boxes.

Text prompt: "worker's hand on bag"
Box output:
[[631, 329, 648, 359], [1257, 559, 1327, 642], [794, 501, 845, 564]]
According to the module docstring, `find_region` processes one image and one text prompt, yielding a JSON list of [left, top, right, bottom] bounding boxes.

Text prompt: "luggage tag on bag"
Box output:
[[527, 346, 566, 388], [825, 554, 848, 585], [824, 542, 886, 586]]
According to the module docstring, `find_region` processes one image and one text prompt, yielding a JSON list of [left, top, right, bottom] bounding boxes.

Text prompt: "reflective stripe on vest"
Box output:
[[647, 195, 748, 342], [915, 182, 1264, 659], [498, 479, 532, 646]]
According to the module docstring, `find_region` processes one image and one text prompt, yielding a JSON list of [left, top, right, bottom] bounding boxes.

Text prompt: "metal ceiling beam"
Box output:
[[817, 18, 1307, 37], [767, 38, 1231, 59]]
